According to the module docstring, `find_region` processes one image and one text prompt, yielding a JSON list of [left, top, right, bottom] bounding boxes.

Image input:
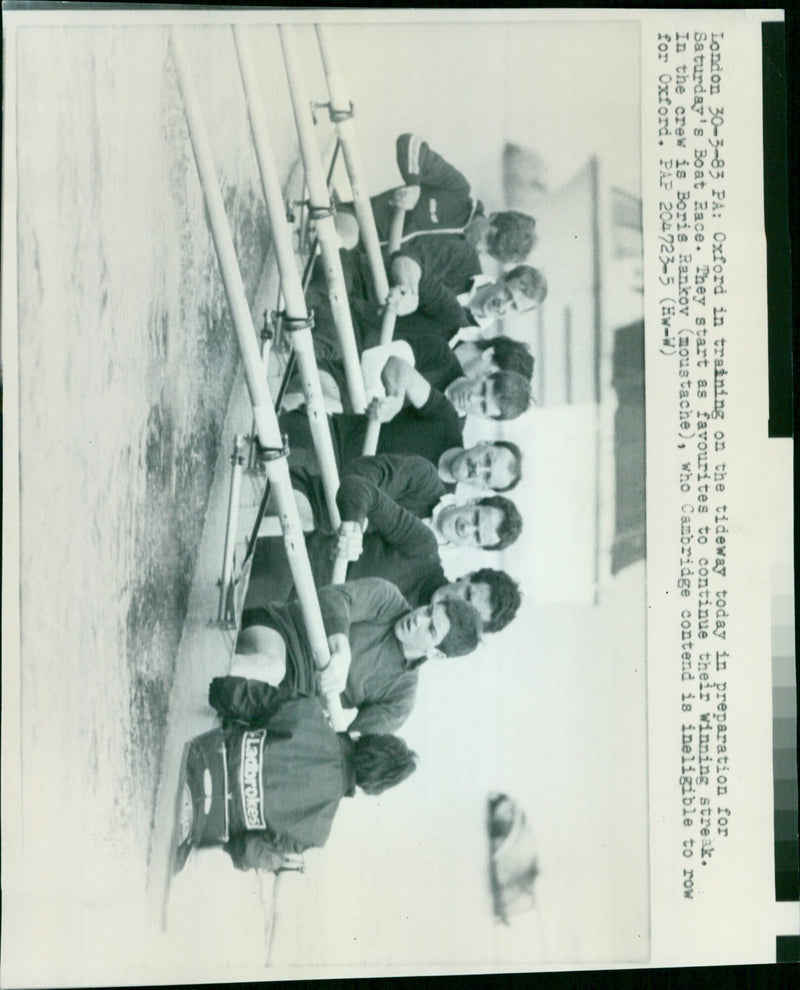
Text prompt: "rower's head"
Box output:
[[468, 265, 548, 322], [468, 211, 537, 263], [393, 598, 482, 663], [454, 336, 535, 382], [352, 735, 418, 795], [444, 441, 523, 492], [434, 495, 523, 551], [487, 212, 538, 262], [431, 568, 522, 634], [445, 371, 532, 421]]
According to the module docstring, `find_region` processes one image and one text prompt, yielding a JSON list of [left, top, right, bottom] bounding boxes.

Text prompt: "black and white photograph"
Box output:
[[2, 7, 793, 985]]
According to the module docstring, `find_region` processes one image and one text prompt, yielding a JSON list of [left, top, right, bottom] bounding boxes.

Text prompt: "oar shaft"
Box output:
[[315, 23, 389, 303], [377, 299, 400, 348], [333, 299, 402, 579], [233, 26, 341, 531], [170, 30, 340, 718], [279, 24, 367, 415], [359, 306, 397, 458], [330, 555, 350, 585]]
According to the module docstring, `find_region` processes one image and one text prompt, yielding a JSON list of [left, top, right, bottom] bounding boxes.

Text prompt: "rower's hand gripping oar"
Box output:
[[329, 256, 405, 587], [361, 291, 402, 458]]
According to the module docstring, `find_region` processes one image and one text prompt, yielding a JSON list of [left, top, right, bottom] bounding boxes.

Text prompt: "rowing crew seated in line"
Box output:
[[252, 462, 523, 628], [328, 132, 547, 332], [286, 309, 536, 416], [278, 355, 531, 507]]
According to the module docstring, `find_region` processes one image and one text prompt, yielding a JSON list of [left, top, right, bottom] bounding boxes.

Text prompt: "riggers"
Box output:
[[233, 26, 342, 532], [171, 28, 347, 730], [315, 23, 389, 303], [280, 24, 367, 415]]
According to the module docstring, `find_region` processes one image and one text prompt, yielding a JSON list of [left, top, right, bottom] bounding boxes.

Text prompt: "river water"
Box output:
[[13, 23, 281, 934]]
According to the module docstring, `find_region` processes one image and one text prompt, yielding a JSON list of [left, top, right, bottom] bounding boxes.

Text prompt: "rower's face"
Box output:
[[452, 443, 517, 490], [432, 579, 492, 625], [475, 277, 538, 320], [437, 504, 503, 549], [455, 342, 497, 379], [393, 604, 450, 654], [445, 377, 502, 419]]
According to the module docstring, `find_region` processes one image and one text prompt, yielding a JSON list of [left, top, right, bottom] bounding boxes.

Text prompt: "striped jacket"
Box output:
[[370, 133, 484, 245]]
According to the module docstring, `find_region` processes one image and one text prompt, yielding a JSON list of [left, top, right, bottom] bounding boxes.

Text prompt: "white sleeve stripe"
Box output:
[[407, 134, 422, 177]]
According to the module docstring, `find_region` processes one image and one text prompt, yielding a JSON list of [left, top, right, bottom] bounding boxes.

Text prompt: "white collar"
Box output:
[[425, 494, 458, 545], [454, 274, 498, 340]]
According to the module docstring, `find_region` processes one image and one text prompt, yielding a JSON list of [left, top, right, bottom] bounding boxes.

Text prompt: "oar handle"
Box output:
[[325, 692, 350, 731], [387, 205, 407, 255], [378, 299, 399, 346], [331, 554, 350, 585], [360, 299, 400, 457]]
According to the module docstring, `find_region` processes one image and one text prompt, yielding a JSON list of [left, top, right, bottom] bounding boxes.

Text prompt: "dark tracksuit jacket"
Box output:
[[280, 387, 464, 476], [244, 455, 453, 609], [369, 133, 483, 244], [205, 682, 355, 871], [306, 239, 481, 337], [291, 452, 450, 534], [304, 474, 446, 607], [391, 235, 483, 328]]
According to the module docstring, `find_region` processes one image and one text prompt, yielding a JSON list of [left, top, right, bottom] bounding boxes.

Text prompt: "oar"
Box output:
[[387, 203, 407, 255], [171, 28, 347, 730], [329, 275, 404, 585], [358, 201, 407, 462], [233, 25, 341, 532], [360, 296, 401, 459], [280, 24, 367, 415], [314, 23, 389, 303]]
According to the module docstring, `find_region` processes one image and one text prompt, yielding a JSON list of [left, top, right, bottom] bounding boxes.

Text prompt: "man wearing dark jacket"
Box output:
[[376, 332, 534, 394], [176, 683, 417, 873], [280, 359, 464, 473], [235, 577, 482, 735], [277, 445, 521, 543], [280, 355, 528, 480], [247, 473, 522, 625], [369, 135, 536, 266], [316, 134, 538, 326], [306, 474, 445, 607], [388, 248, 547, 333], [300, 301, 535, 405]]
